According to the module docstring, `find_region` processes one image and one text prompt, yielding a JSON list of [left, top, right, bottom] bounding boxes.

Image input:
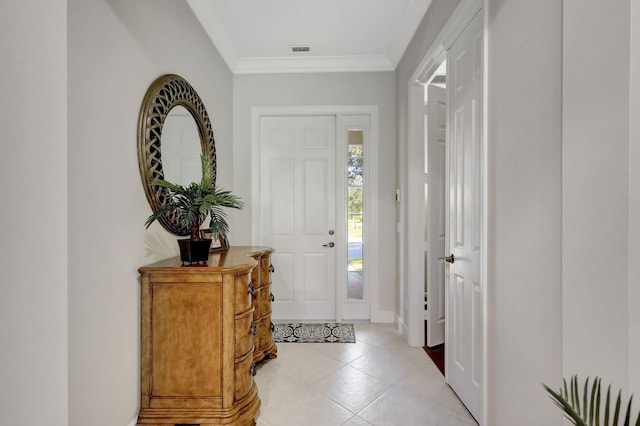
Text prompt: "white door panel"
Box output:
[[260, 116, 336, 320], [272, 252, 294, 301], [447, 11, 483, 421]]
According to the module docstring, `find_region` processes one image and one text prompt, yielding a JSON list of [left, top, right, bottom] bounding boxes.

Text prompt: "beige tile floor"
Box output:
[[254, 322, 478, 426]]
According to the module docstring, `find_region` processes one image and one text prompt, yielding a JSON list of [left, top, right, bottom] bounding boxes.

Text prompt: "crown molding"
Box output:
[[234, 55, 395, 74]]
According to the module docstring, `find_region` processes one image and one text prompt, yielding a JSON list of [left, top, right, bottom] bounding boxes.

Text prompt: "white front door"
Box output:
[[426, 82, 447, 347], [259, 115, 337, 320], [446, 11, 483, 421]]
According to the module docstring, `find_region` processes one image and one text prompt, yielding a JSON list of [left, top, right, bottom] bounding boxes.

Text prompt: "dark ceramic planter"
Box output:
[[177, 239, 212, 265]]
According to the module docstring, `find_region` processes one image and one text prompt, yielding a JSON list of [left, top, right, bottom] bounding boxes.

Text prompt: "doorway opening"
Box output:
[[422, 60, 447, 376], [405, 2, 485, 423]]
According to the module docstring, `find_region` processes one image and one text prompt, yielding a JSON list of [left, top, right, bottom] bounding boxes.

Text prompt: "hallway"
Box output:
[[254, 322, 477, 425]]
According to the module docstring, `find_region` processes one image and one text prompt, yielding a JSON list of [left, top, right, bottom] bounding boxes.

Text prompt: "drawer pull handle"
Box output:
[[269, 264, 275, 273], [251, 363, 257, 376], [270, 292, 275, 302], [248, 282, 257, 296], [251, 322, 258, 336]]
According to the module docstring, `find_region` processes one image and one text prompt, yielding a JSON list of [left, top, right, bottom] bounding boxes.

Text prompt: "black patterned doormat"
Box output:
[[273, 322, 356, 343]]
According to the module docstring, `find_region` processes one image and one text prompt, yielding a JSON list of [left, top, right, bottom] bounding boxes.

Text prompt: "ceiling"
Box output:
[[186, 0, 433, 74]]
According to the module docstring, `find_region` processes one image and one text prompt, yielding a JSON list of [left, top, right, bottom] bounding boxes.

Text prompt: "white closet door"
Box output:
[[447, 11, 484, 422]]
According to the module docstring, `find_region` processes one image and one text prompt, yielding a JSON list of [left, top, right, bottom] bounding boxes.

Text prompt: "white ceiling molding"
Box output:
[[235, 55, 395, 74]]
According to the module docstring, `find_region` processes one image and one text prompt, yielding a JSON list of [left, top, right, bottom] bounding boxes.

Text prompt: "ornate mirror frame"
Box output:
[[138, 74, 217, 235]]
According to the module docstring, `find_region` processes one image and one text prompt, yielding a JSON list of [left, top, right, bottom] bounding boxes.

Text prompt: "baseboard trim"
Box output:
[[397, 313, 409, 339]]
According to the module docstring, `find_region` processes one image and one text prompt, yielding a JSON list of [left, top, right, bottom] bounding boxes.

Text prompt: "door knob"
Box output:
[[323, 242, 335, 248], [438, 254, 455, 263]]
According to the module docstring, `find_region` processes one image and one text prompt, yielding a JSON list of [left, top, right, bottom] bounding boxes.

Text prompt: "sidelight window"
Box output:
[[347, 130, 364, 301]]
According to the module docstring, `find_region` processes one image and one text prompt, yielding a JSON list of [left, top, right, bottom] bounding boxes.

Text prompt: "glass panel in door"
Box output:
[[347, 130, 364, 300]]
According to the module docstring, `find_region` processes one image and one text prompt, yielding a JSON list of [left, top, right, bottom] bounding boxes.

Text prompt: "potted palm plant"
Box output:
[[543, 375, 639, 426], [144, 155, 243, 264]]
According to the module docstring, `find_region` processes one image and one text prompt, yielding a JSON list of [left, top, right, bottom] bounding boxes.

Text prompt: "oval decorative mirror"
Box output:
[[137, 74, 217, 235]]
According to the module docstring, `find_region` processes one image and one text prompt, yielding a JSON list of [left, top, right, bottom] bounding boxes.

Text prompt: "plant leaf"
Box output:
[[614, 390, 622, 426], [624, 395, 633, 426], [543, 377, 639, 426], [573, 376, 581, 416], [542, 383, 588, 426], [606, 385, 612, 426], [583, 376, 590, 420], [596, 378, 602, 426]]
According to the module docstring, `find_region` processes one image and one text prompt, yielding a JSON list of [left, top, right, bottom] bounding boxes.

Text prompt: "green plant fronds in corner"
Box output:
[[543, 375, 640, 426]]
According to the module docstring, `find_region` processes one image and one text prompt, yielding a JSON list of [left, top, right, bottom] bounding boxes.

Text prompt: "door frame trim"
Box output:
[[251, 105, 380, 321], [405, 0, 486, 424]]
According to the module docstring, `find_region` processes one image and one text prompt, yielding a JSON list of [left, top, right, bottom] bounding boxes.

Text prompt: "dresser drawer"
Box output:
[[235, 310, 255, 357], [258, 316, 273, 346], [234, 273, 253, 314], [260, 256, 272, 285], [259, 284, 273, 316], [234, 351, 256, 401]]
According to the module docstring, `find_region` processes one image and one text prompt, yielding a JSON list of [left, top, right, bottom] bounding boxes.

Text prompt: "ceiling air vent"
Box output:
[[290, 46, 311, 53]]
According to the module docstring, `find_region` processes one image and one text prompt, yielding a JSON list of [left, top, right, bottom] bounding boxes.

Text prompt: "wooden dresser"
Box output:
[[136, 246, 277, 426]]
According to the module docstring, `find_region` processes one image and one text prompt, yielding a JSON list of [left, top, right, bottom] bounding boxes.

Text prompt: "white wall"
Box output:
[[630, 0, 640, 395], [395, 0, 461, 334], [233, 72, 397, 316], [0, 1, 68, 425], [485, 1, 563, 424], [67, 1, 233, 424], [401, 0, 563, 424], [563, 0, 634, 391], [399, 0, 640, 424]]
